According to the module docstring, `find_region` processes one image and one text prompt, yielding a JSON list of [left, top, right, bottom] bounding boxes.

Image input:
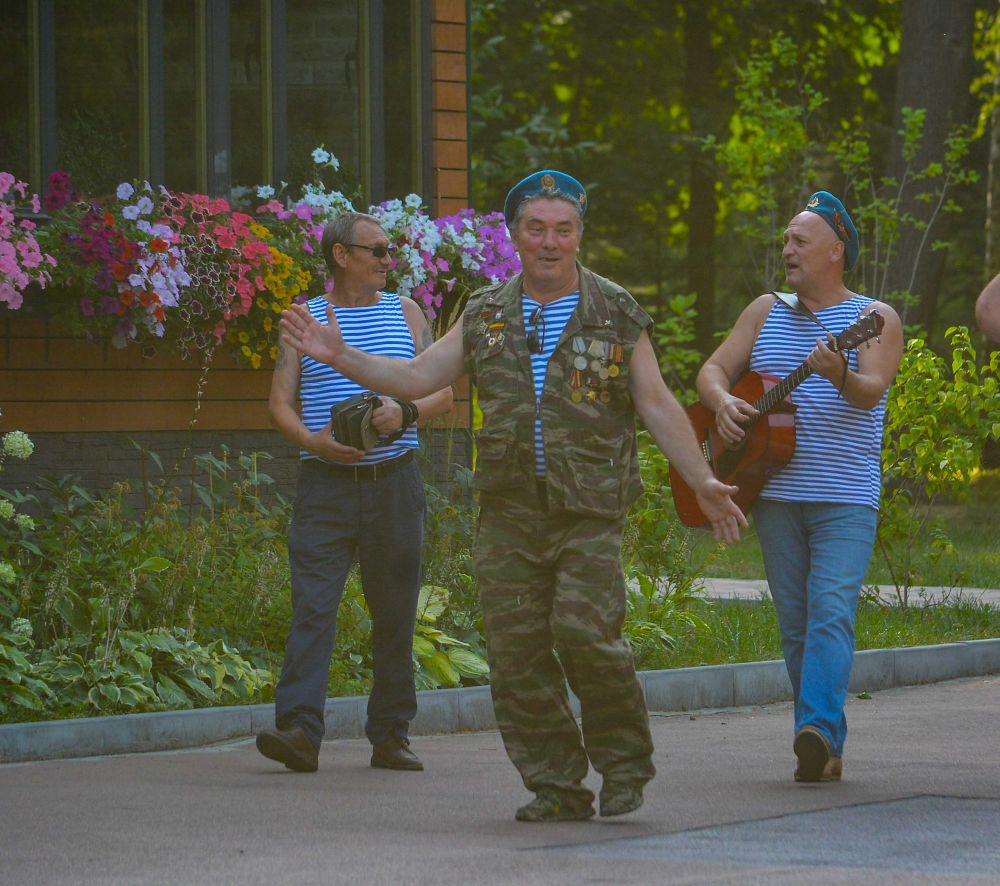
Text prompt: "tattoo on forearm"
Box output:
[[419, 327, 433, 353], [276, 342, 289, 369]]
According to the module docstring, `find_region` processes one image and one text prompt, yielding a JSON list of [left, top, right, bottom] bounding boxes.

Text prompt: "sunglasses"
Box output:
[[346, 242, 399, 259], [527, 305, 546, 354]]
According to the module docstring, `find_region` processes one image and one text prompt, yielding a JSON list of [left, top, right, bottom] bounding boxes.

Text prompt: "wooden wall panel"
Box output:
[[1, 316, 472, 433], [431, 0, 468, 216]]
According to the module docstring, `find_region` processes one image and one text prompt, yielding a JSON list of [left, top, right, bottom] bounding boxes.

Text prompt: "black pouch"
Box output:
[[330, 391, 381, 451]]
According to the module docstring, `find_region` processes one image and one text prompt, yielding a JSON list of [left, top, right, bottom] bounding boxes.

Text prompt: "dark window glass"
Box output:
[[230, 4, 264, 196], [285, 0, 361, 194], [0, 0, 30, 182], [163, 1, 198, 193], [383, 0, 415, 199], [55, 1, 140, 195]]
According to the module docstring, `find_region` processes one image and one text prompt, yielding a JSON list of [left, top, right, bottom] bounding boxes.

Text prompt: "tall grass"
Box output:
[[689, 471, 1000, 591]]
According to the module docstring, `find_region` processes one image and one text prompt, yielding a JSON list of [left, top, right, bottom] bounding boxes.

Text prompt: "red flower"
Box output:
[[150, 238, 168, 253], [103, 211, 115, 227]]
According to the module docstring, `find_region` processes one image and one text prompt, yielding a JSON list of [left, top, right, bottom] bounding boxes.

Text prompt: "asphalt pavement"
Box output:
[[1, 675, 998, 884], [1, 577, 998, 884]]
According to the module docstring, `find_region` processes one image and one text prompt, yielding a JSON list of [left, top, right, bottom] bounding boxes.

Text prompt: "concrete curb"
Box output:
[[2, 639, 998, 765]]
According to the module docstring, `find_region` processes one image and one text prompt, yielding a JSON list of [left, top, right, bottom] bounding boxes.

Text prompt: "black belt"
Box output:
[[306, 450, 414, 482]]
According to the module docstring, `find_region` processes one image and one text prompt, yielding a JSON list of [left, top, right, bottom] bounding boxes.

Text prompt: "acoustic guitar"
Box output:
[[669, 311, 885, 528]]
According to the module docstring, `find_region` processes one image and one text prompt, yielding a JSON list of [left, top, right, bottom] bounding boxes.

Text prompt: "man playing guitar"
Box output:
[[695, 191, 903, 783]]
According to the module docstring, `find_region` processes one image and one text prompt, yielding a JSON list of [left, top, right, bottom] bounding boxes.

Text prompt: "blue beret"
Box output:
[[503, 170, 588, 227], [804, 191, 860, 272]]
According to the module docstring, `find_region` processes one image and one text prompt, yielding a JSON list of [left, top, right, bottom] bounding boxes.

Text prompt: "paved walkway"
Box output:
[[2, 675, 998, 884], [701, 576, 1000, 608]]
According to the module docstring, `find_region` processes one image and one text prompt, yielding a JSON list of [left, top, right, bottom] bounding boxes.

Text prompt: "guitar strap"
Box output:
[[770, 291, 844, 353]]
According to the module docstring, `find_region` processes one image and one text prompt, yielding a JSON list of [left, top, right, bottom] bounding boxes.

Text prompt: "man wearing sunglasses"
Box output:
[[279, 172, 746, 821], [256, 211, 453, 775]]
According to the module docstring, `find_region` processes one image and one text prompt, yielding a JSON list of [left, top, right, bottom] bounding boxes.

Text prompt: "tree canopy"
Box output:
[[471, 0, 999, 353]]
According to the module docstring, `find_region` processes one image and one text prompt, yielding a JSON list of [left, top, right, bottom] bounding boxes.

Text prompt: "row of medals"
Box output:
[[571, 336, 622, 403], [476, 306, 622, 405]]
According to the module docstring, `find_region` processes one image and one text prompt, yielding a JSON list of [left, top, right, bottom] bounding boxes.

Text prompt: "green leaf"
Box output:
[[98, 682, 122, 704], [412, 636, 436, 657], [136, 556, 172, 573], [155, 674, 192, 707], [420, 651, 460, 687], [446, 647, 490, 677]]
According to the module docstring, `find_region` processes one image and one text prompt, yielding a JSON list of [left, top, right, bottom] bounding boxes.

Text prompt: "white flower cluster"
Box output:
[[2, 430, 33, 460], [300, 183, 355, 220], [10, 617, 31, 638], [370, 197, 443, 299], [439, 216, 483, 272], [311, 146, 341, 170]]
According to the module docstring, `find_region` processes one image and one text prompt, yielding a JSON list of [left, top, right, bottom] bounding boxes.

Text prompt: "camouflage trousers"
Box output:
[[473, 486, 655, 804]]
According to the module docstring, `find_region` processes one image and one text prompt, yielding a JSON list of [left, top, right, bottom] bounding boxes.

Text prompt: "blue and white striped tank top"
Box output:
[[299, 293, 418, 464], [523, 292, 580, 476], [750, 295, 885, 509]]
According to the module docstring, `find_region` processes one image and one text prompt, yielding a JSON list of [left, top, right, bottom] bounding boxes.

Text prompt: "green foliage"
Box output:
[[412, 585, 489, 690], [649, 292, 702, 396], [0, 448, 287, 721], [710, 34, 828, 288], [878, 327, 1000, 603], [622, 441, 719, 667], [33, 628, 272, 714], [834, 108, 979, 319]]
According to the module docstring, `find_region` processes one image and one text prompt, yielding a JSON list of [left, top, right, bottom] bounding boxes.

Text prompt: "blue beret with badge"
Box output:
[[804, 190, 860, 272], [503, 169, 588, 227]]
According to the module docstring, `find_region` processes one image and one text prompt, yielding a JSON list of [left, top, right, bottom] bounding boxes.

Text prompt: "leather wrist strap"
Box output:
[[393, 399, 419, 429]]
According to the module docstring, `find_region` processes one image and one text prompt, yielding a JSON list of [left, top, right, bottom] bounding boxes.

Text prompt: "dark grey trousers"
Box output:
[[275, 456, 425, 748]]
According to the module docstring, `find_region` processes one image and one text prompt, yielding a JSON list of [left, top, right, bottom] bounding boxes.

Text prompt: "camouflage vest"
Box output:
[[462, 264, 651, 518]]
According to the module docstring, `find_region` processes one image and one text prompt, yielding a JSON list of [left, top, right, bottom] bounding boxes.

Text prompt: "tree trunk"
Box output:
[[684, 2, 719, 357], [885, 0, 977, 329], [986, 62, 1000, 282]]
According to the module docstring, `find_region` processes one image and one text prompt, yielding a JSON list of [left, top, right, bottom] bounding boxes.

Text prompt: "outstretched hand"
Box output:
[[695, 478, 748, 545], [279, 302, 345, 366]]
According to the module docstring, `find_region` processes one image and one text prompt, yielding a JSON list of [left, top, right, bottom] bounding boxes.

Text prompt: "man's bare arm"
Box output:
[[268, 339, 365, 464], [696, 295, 771, 444], [807, 301, 903, 410], [279, 301, 465, 399], [976, 273, 1000, 343], [629, 332, 747, 544]]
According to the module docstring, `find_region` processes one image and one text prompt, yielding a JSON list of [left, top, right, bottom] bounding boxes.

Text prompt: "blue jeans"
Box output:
[[753, 499, 877, 756], [276, 457, 425, 749]]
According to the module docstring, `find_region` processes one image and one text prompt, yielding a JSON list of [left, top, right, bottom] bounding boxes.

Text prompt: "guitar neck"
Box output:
[[746, 362, 812, 428]]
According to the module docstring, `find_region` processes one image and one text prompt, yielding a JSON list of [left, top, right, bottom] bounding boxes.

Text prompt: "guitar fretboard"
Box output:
[[744, 363, 812, 430]]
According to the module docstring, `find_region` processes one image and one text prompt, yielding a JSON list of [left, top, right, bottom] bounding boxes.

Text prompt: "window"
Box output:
[[1, 1, 430, 205]]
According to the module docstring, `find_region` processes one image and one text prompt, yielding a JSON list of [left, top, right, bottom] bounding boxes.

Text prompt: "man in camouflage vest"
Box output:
[[279, 170, 746, 822]]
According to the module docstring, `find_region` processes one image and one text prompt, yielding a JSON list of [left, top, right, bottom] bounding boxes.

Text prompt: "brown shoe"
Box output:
[[793, 726, 833, 783], [371, 736, 423, 771], [256, 726, 319, 773]]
